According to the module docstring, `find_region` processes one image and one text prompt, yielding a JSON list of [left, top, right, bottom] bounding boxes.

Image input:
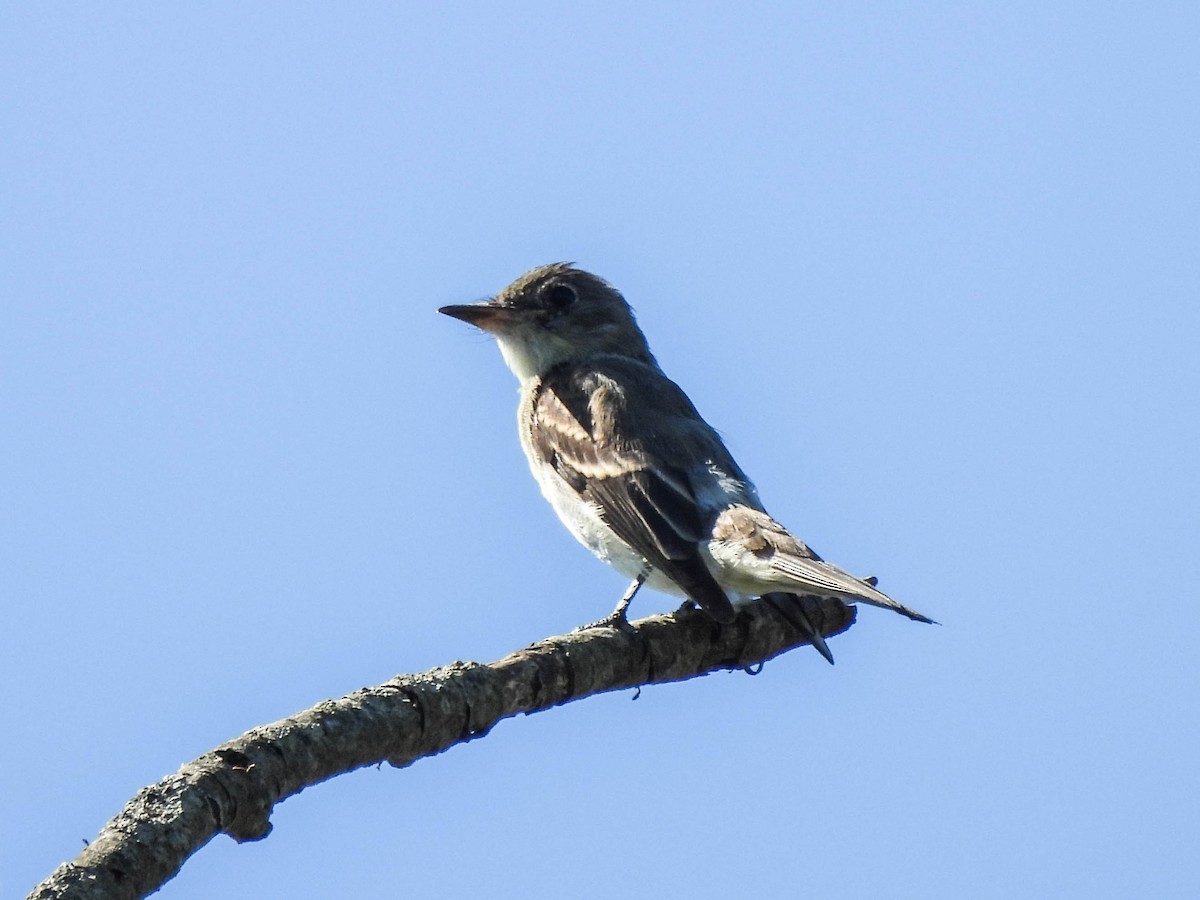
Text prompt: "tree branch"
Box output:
[[29, 595, 853, 900]]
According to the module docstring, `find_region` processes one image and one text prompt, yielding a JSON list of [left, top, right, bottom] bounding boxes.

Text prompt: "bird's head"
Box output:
[[439, 263, 656, 381]]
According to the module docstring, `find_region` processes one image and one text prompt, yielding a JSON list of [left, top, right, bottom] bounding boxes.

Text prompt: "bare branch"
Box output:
[[29, 595, 853, 900]]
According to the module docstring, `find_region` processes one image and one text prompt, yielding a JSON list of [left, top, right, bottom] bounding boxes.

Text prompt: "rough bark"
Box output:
[[29, 595, 853, 900]]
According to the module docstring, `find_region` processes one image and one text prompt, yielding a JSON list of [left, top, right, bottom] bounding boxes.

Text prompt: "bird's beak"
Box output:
[[438, 301, 521, 334]]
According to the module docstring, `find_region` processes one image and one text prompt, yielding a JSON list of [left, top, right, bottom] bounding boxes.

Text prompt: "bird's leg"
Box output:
[[611, 575, 645, 620], [576, 575, 645, 633]]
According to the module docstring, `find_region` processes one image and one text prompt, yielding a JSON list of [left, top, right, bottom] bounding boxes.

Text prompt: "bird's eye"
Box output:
[[546, 283, 577, 309]]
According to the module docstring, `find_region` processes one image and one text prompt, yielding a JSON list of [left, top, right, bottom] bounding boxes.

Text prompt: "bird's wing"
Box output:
[[713, 506, 935, 623], [531, 359, 738, 623]]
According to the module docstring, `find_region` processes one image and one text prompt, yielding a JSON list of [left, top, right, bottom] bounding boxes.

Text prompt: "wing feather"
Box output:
[[532, 360, 735, 623]]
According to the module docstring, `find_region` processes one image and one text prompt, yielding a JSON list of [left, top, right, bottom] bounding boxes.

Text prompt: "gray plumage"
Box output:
[[440, 263, 933, 661]]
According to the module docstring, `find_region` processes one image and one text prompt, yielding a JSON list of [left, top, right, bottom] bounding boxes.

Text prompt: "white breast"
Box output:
[[527, 452, 661, 582], [514, 378, 686, 596]]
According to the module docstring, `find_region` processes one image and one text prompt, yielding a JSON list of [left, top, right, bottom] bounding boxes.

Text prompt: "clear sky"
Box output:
[[3, 4, 1197, 898]]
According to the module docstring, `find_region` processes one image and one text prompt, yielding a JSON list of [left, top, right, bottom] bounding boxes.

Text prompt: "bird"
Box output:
[[439, 263, 933, 663]]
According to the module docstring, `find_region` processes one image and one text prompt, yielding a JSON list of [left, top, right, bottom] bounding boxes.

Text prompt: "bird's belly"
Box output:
[[531, 462, 684, 596]]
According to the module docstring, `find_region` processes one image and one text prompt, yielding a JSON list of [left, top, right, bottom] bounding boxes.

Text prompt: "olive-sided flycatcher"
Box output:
[[440, 263, 932, 662]]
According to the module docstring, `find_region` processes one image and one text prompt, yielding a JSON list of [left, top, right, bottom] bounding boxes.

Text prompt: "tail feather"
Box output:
[[763, 592, 847, 665]]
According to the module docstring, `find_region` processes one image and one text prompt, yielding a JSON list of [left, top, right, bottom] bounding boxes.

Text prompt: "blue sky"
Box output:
[[3, 4, 1197, 898]]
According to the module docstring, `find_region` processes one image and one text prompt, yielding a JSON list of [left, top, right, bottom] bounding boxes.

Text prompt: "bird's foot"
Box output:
[[573, 576, 644, 634], [575, 605, 636, 634]]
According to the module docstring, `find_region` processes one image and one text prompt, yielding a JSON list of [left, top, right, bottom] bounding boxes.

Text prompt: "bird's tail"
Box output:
[[762, 592, 855, 665]]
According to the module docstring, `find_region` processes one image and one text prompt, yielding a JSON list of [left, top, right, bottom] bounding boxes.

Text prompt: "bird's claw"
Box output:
[[574, 605, 636, 634], [573, 575, 645, 633]]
